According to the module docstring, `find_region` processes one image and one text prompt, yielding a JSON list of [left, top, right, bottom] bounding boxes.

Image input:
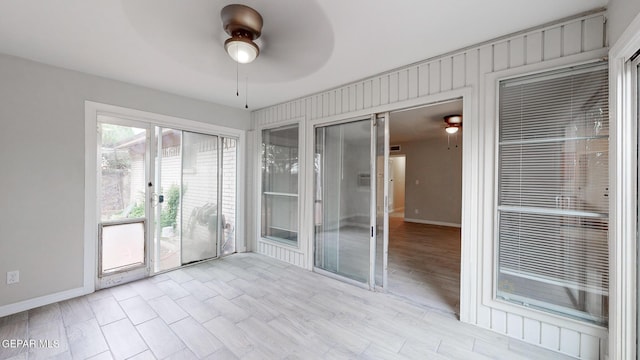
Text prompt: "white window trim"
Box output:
[[84, 101, 246, 292], [481, 50, 610, 339], [256, 117, 307, 255], [608, 11, 640, 360]]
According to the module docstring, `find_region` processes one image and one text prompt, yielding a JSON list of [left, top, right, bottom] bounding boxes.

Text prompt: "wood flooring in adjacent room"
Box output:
[[387, 215, 461, 315], [0, 253, 574, 360]]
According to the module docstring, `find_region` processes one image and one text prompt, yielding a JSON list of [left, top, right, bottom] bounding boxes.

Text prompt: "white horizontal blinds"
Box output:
[[497, 63, 609, 326], [261, 125, 299, 245]]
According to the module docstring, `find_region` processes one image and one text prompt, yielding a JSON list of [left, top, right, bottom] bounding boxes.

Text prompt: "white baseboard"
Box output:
[[0, 286, 92, 317], [404, 218, 461, 228]]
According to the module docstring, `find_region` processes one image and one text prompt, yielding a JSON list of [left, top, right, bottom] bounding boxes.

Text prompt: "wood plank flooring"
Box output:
[[0, 253, 575, 359], [387, 216, 461, 315]]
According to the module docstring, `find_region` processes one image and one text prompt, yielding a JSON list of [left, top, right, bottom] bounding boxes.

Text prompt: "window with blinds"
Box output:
[[497, 63, 609, 326]]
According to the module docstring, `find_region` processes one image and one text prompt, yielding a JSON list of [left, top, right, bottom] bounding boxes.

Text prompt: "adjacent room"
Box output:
[[386, 101, 463, 315]]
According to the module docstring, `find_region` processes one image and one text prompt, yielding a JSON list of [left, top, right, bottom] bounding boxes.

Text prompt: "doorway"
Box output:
[[386, 100, 463, 315], [96, 114, 239, 288]]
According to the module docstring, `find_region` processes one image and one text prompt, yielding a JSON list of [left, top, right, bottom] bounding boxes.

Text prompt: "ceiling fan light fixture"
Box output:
[[444, 114, 462, 134], [445, 125, 460, 134], [221, 4, 263, 64], [224, 35, 259, 64]]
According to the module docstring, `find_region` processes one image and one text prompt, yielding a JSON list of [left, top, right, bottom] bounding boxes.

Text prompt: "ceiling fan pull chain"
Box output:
[[245, 76, 249, 109], [236, 57, 239, 97]]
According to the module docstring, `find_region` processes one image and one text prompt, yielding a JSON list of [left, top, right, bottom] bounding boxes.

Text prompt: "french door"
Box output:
[[313, 114, 389, 289], [97, 117, 238, 288]]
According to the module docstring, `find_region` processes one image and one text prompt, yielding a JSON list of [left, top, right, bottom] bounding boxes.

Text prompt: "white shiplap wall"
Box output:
[[250, 11, 609, 359]]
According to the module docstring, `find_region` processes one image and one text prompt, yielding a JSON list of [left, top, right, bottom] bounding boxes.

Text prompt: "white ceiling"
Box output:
[[0, 0, 607, 110], [389, 99, 463, 143]]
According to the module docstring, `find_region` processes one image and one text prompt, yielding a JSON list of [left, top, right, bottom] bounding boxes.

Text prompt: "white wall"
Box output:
[[398, 138, 462, 226], [251, 11, 608, 359], [608, 0, 640, 44], [0, 53, 249, 310]]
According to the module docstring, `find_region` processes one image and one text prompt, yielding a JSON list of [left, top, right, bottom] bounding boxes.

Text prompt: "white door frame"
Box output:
[[608, 12, 640, 360], [84, 101, 246, 291]]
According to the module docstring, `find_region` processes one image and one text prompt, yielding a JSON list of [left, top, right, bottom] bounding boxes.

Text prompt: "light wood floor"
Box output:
[[387, 217, 461, 315], [0, 253, 574, 360]]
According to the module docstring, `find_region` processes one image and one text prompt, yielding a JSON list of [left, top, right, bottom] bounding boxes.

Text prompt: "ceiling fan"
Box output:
[[221, 4, 263, 64]]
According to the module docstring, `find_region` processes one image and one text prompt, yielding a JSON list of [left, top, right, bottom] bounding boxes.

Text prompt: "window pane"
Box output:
[[497, 63, 609, 326], [261, 125, 299, 245], [100, 124, 147, 221]]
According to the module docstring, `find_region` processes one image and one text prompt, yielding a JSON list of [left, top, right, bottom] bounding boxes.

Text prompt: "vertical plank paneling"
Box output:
[[429, 61, 441, 94], [316, 94, 323, 119], [523, 318, 541, 344], [465, 49, 478, 87], [583, 15, 604, 51], [440, 57, 453, 91], [452, 54, 465, 89], [408, 67, 419, 98], [540, 323, 560, 350], [309, 96, 316, 120], [579, 334, 600, 360], [322, 92, 330, 117], [559, 328, 580, 357], [418, 64, 429, 96], [398, 70, 409, 101], [479, 45, 493, 77], [372, 78, 381, 107], [493, 42, 509, 71], [506, 313, 523, 339], [355, 83, 364, 110], [328, 90, 336, 116], [543, 27, 562, 60], [364, 80, 372, 109], [336, 89, 343, 115], [341, 88, 349, 114], [348, 85, 357, 111], [389, 72, 399, 103], [525, 32, 543, 64], [509, 37, 525, 68], [380, 75, 389, 105], [563, 21, 582, 56], [477, 305, 491, 329], [491, 309, 507, 334], [305, 97, 312, 121]]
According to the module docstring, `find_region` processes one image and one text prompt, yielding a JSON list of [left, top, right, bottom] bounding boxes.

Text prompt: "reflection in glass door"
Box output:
[[181, 132, 219, 265], [314, 119, 374, 284], [155, 129, 224, 271]]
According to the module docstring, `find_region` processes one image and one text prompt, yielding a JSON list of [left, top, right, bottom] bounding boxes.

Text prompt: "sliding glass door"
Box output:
[[314, 116, 389, 287], [97, 115, 239, 286]]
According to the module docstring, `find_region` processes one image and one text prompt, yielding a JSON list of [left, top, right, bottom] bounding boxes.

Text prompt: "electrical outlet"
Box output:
[[414, 209, 419, 214], [7, 270, 19, 285]]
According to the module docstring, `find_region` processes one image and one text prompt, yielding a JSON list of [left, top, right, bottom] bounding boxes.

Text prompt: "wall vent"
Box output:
[[390, 145, 401, 152]]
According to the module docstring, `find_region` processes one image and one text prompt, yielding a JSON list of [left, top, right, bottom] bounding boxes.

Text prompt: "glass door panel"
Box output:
[[181, 132, 219, 264], [375, 113, 389, 288], [314, 119, 372, 283], [221, 138, 238, 255], [98, 122, 149, 279], [155, 128, 182, 272]]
